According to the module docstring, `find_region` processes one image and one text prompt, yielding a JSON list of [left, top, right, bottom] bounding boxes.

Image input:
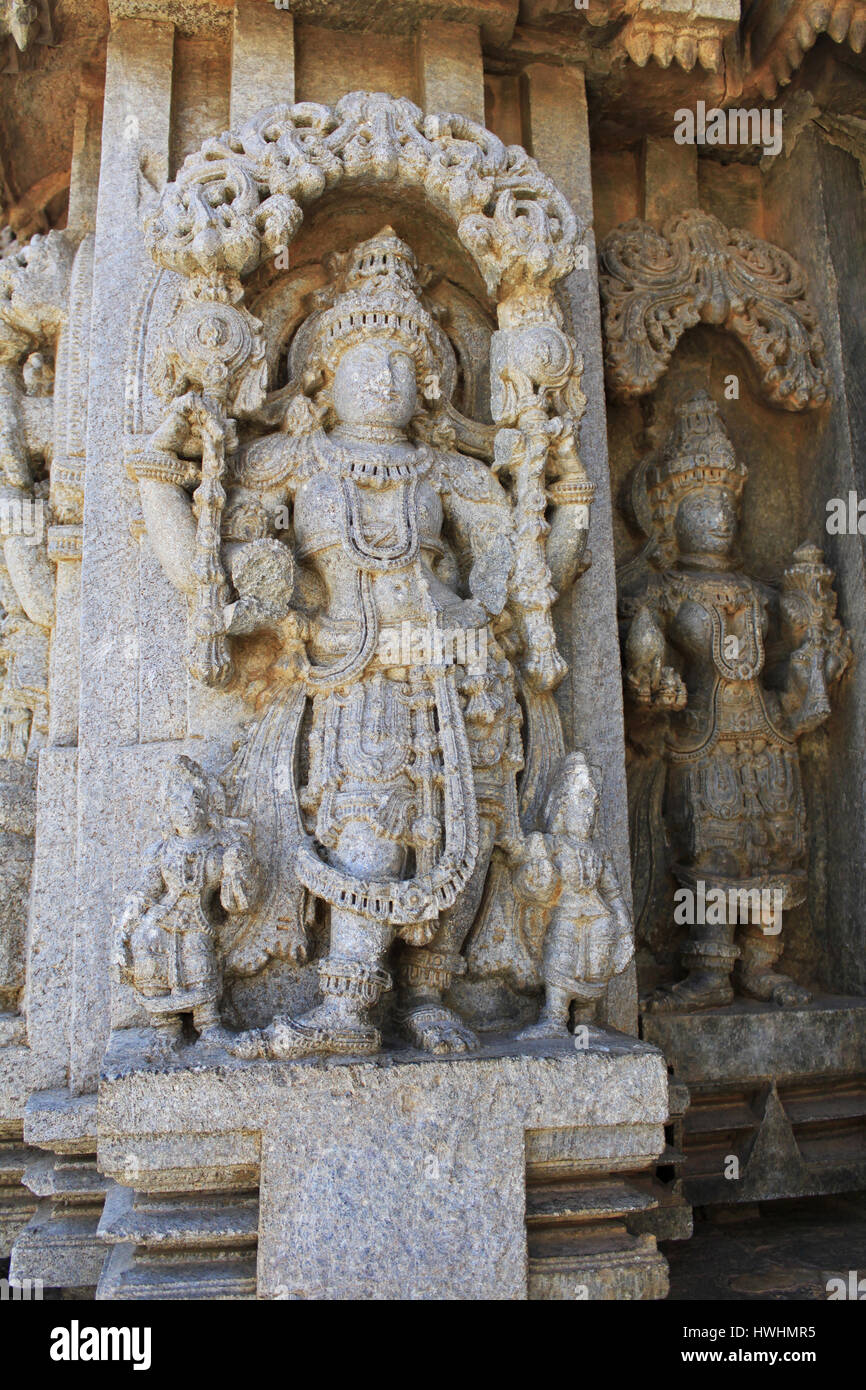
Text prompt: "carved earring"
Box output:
[[422, 372, 441, 402]]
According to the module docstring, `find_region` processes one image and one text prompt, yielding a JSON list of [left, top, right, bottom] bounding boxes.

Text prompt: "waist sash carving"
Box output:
[[295, 668, 480, 945]]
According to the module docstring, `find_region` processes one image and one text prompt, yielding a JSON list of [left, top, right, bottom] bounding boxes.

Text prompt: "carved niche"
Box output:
[[121, 90, 630, 1060], [619, 391, 851, 1014]]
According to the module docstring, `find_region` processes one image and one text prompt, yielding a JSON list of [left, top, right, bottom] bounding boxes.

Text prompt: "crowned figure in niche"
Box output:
[[622, 392, 851, 1013]]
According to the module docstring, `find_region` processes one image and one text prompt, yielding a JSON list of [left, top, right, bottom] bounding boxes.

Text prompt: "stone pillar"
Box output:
[[230, 0, 295, 127], [3, 44, 100, 1234], [523, 62, 637, 1032], [73, 18, 175, 1095], [415, 20, 485, 123], [66, 69, 103, 240]]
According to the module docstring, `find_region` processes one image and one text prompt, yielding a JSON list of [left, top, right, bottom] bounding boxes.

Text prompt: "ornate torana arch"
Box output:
[[598, 210, 829, 411], [136, 90, 592, 692]]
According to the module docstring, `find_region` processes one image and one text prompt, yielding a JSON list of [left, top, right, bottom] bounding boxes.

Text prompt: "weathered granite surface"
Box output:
[[97, 1031, 669, 1300], [642, 996, 866, 1086], [0, 0, 864, 1303]]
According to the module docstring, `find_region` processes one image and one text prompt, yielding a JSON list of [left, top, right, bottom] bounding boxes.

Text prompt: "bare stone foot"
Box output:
[[399, 1004, 478, 1055], [195, 1023, 260, 1057], [262, 1004, 381, 1058], [741, 971, 811, 1008], [642, 974, 734, 1015], [517, 1016, 568, 1041]]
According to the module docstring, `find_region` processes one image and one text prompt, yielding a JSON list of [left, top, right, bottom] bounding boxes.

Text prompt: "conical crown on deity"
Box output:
[[334, 226, 422, 299], [293, 226, 454, 397], [646, 391, 747, 510]]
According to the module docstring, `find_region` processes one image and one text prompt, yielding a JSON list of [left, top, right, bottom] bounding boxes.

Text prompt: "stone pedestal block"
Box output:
[[97, 1030, 669, 1300], [9, 1088, 112, 1290], [643, 996, 866, 1205]]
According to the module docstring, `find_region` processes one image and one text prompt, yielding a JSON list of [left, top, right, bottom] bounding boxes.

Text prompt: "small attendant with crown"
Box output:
[[113, 756, 260, 1058], [515, 753, 634, 1037], [623, 392, 851, 1013]]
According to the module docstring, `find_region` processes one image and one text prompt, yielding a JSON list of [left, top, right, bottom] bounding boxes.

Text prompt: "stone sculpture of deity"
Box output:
[[113, 755, 259, 1056], [133, 225, 605, 1057], [231, 231, 527, 1058], [515, 752, 634, 1038], [622, 392, 851, 1013]]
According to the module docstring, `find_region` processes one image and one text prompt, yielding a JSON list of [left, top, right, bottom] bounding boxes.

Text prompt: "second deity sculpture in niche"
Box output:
[[127, 219, 624, 1059], [621, 392, 851, 1013]]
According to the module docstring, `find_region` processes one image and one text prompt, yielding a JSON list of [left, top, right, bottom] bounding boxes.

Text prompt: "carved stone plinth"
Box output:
[[642, 997, 866, 1206], [97, 1031, 669, 1301], [10, 1154, 110, 1290], [9, 1089, 112, 1291], [97, 1186, 259, 1301], [0, 1123, 37, 1257], [623, 1081, 693, 1244]]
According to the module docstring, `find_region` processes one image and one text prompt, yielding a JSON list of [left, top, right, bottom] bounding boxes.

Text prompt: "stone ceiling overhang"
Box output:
[[2, 0, 865, 246], [107, 0, 522, 43]]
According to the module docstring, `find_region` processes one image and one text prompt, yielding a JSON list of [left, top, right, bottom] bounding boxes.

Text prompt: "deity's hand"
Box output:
[[468, 533, 513, 618], [513, 833, 560, 906], [627, 659, 686, 711], [625, 667, 654, 706], [609, 896, 636, 975], [825, 628, 853, 685], [269, 929, 309, 967], [148, 391, 238, 460], [117, 894, 146, 933], [781, 638, 847, 734], [112, 902, 141, 979], [456, 597, 489, 632], [221, 839, 259, 914], [223, 537, 295, 635], [654, 666, 688, 710]]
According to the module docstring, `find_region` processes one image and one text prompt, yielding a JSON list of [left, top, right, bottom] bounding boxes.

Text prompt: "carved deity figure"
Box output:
[[515, 753, 633, 1037], [622, 392, 851, 1013], [113, 756, 259, 1055], [135, 225, 605, 1057], [230, 231, 526, 1058]]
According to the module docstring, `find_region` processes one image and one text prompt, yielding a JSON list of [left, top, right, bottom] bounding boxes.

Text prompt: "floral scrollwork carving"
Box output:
[[599, 210, 829, 411], [145, 92, 580, 301]]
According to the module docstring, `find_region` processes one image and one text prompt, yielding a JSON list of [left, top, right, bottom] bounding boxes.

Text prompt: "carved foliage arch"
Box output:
[[137, 90, 590, 697], [598, 210, 828, 411], [145, 90, 581, 312]]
